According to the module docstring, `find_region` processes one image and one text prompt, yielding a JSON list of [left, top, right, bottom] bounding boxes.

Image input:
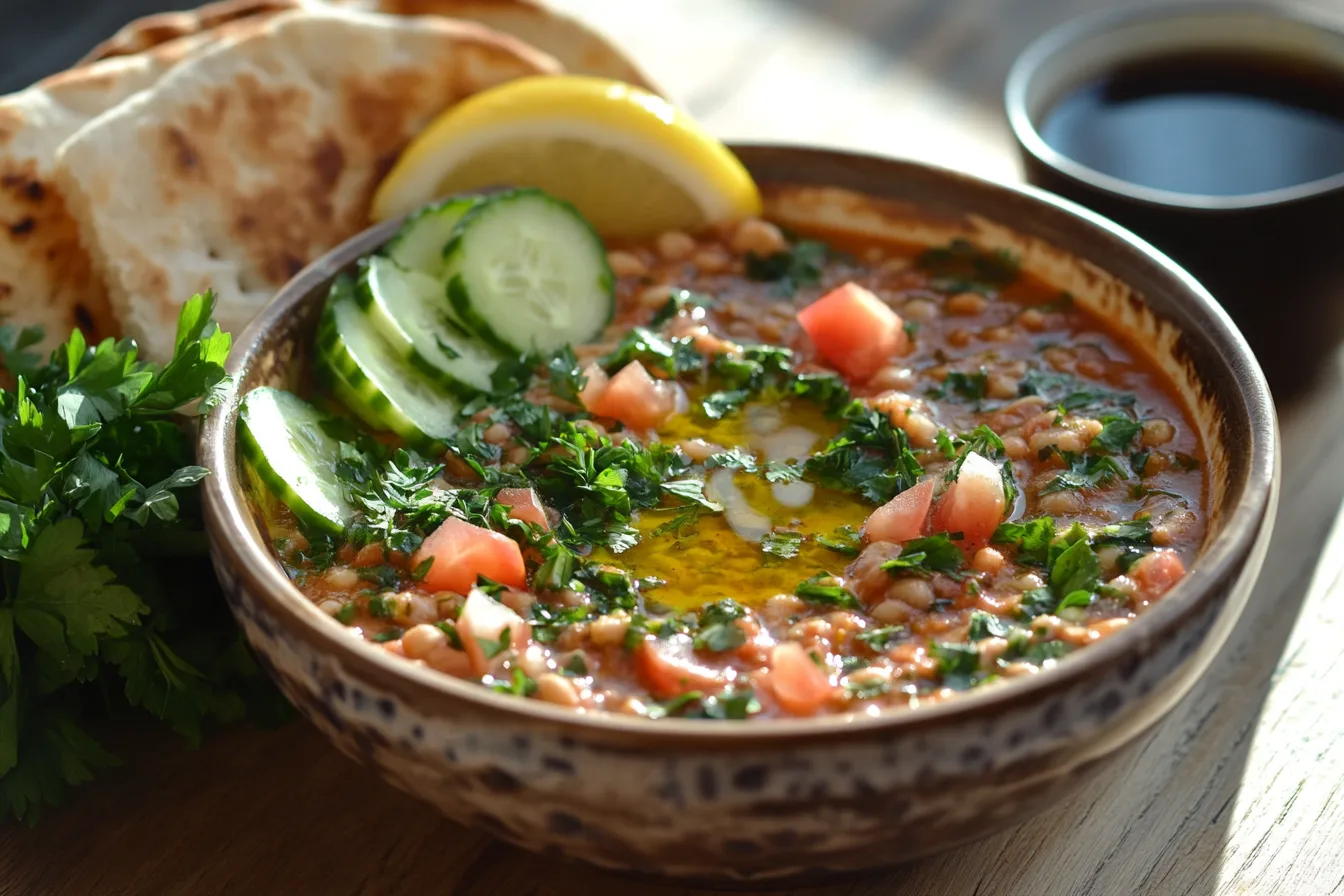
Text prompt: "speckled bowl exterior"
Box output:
[[200, 146, 1278, 887]]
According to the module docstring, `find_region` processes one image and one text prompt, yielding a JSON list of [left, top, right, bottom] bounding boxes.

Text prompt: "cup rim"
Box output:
[[1005, 0, 1344, 211]]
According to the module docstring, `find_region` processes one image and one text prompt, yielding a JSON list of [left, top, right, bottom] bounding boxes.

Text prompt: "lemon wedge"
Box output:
[[370, 75, 762, 240]]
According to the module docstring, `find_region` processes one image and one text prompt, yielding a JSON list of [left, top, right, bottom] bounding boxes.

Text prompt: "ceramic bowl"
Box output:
[[199, 145, 1278, 888]]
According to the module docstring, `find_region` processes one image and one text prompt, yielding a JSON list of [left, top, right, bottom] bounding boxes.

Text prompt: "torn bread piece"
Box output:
[[55, 7, 561, 361]]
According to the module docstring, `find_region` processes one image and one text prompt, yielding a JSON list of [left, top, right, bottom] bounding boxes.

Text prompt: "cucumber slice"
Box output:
[[315, 275, 461, 445], [237, 387, 355, 536], [354, 256, 499, 395], [443, 189, 614, 353], [384, 196, 480, 276]]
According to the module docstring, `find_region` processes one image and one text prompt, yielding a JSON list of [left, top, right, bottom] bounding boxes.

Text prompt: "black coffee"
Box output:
[[1039, 51, 1344, 196]]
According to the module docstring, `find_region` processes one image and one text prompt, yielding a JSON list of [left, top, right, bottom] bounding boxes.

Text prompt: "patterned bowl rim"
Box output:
[[200, 143, 1278, 747]]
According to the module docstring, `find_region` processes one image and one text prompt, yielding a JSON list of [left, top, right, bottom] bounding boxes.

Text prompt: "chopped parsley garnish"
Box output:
[[916, 239, 1020, 292], [692, 600, 748, 652], [855, 625, 906, 651], [1091, 415, 1142, 454], [929, 641, 983, 689], [931, 368, 988, 403], [966, 610, 1012, 641], [650, 288, 713, 327], [804, 405, 923, 504], [1093, 519, 1153, 547], [543, 345, 588, 404], [761, 530, 804, 560], [1048, 538, 1101, 613], [366, 594, 395, 619], [562, 654, 588, 677], [1018, 369, 1137, 417], [795, 573, 861, 610], [601, 326, 702, 378], [744, 239, 828, 295], [991, 516, 1056, 566], [817, 525, 862, 556], [880, 534, 964, 576], [1039, 453, 1127, 495], [844, 676, 891, 699], [476, 629, 512, 660], [490, 669, 538, 698]]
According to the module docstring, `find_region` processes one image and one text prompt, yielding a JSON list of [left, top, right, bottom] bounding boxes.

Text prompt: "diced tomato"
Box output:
[[796, 282, 908, 382], [456, 590, 530, 676], [578, 362, 609, 412], [933, 451, 1007, 543], [411, 517, 527, 594], [590, 361, 680, 430], [1131, 550, 1186, 599], [863, 478, 935, 544], [496, 487, 549, 530], [633, 635, 727, 699], [768, 642, 833, 717]]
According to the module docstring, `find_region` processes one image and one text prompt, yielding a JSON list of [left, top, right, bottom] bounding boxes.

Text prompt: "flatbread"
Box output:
[[78, 0, 305, 65], [79, 0, 662, 94], [0, 30, 229, 352], [362, 0, 660, 92], [55, 8, 561, 361]]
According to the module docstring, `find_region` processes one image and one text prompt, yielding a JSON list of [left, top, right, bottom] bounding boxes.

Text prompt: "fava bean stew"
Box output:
[[241, 187, 1204, 721]]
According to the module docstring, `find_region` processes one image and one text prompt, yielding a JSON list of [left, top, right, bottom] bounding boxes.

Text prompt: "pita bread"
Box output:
[[361, 0, 660, 93], [79, 0, 662, 95], [0, 31, 230, 352], [78, 0, 305, 65], [55, 8, 561, 361]]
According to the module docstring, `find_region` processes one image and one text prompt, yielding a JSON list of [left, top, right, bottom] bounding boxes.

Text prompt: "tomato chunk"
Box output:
[[769, 642, 834, 717], [496, 487, 549, 530], [933, 451, 1006, 543], [1132, 550, 1186, 599], [796, 282, 907, 382], [590, 361, 680, 430], [411, 517, 526, 594], [578, 362, 609, 412], [456, 589, 530, 676], [863, 478, 935, 544], [634, 635, 727, 699]]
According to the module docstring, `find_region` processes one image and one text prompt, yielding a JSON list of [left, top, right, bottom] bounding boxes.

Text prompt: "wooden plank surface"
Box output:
[[4, 0, 1344, 894]]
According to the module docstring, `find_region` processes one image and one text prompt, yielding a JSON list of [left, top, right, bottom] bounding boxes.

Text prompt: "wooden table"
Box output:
[[4, 1, 1344, 893]]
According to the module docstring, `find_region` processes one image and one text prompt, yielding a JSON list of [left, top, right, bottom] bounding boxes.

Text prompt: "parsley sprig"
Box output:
[[0, 293, 291, 825]]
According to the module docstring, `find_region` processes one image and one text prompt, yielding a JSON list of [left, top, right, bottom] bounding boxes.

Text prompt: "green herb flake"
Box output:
[[761, 530, 804, 560], [476, 629, 512, 660], [1091, 415, 1142, 454], [855, 625, 906, 651], [744, 240, 829, 295], [1040, 454, 1127, 495], [692, 600, 749, 653], [991, 516, 1056, 566], [931, 368, 988, 403], [966, 610, 1011, 641], [795, 573, 861, 610], [817, 525, 862, 556], [490, 668, 538, 698], [916, 239, 1020, 292], [843, 676, 891, 700], [880, 534, 964, 576]]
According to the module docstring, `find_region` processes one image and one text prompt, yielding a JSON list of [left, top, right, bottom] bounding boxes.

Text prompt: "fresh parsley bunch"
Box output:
[[0, 293, 290, 826]]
